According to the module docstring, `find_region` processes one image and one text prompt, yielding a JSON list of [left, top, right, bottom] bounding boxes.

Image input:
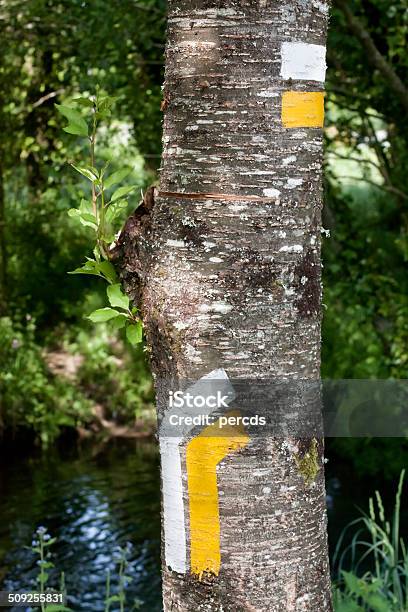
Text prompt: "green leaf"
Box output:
[[99, 160, 111, 179], [55, 104, 85, 126], [68, 208, 80, 218], [44, 606, 73, 612], [79, 213, 97, 229], [363, 595, 390, 612], [87, 308, 121, 323], [97, 261, 118, 284], [102, 232, 116, 244], [68, 200, 97, 229], [63, 124, 88, 136], [70, 164, 98, 182], [73, 96, 94, 108], [99, 95, 117, 109], [40, 561, 54, 569], [342, 572, 362, 596], [126, 321, 143, 345], [97, 96, 117, 118], [334, 601, 363, 612], [111, 185, 138, 202], [68, 258, 117, 282], [110, 314, 127, 329], [55, 104, 88, 136], [107, 284, 129, 310], [79, 199, 93, 214], [43, 538, 57, 547], [106, 199, 128, 224], [68, 259, 100, 277], [104, 168, 131, 189], [69, 267, 98, 276]]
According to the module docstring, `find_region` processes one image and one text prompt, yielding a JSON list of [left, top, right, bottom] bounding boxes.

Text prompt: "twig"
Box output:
[[332, 174, 408, 201], [334, 0, 408, 114], [32, 89, 64, 109]]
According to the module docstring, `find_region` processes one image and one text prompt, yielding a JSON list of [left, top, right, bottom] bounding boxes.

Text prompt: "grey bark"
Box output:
[[118, 1, 332, 610]]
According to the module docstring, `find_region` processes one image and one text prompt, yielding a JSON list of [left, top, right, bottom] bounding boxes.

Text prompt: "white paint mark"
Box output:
[[281, 42, 327, 82], [209, 257, 224, 263], [286, 178, 303, 189], [279, 244, 304, 253], [160, 369, 236, 574], [263, 188, 281, 198], [160, 437, 186, 573]]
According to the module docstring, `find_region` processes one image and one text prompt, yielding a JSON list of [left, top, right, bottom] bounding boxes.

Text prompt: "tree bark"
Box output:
[[119, 1, 332, 609]]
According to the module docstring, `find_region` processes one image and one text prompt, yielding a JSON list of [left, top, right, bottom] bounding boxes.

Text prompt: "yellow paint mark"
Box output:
[[186, 411, 249, 578], [282, 91, 325, 128]]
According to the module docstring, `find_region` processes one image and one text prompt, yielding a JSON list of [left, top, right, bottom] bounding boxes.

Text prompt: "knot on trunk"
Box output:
[[111, 185, 157, 310]]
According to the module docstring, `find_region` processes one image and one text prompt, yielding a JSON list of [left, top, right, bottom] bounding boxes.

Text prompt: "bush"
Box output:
[[0, 316, 92, 446], [333, 471, 408, 611], [60, 320, 154, 425]]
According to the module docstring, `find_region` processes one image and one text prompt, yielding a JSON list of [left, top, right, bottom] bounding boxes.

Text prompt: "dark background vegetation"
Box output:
[[0, 0, 407, 471]]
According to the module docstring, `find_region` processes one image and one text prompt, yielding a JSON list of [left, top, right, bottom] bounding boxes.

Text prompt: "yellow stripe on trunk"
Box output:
[[282, 91, 325, 128], [186, 411, 249, 578]]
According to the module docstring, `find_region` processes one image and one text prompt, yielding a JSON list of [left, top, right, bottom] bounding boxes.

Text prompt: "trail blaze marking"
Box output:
[[280, 42, 327, 82], [281, 91, 325, 128], [160, 436, 186, 573], [160, 369, 236, 574], [186, 411, 249, 577]]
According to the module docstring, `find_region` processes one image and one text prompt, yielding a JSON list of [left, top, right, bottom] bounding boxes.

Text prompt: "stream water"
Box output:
[[0, 439, 162, 611], [0, 438, 405, 611]]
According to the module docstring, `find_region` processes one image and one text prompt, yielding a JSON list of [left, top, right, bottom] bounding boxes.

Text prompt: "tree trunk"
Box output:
[[119, 1, 332, 609]]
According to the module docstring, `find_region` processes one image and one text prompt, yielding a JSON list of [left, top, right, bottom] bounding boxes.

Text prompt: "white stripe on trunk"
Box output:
[[160, 368, 236, 573], [280, 42, 327, 82]]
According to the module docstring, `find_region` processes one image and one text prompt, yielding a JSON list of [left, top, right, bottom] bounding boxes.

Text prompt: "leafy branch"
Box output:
[[56, 89, 142, 345]]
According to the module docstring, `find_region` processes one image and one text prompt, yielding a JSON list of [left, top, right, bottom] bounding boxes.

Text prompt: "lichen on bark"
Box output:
[[293, 437, 321, 487]]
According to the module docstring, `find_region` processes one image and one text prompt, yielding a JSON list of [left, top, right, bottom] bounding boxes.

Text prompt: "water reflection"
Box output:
[[0, 439, 162, 611]]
